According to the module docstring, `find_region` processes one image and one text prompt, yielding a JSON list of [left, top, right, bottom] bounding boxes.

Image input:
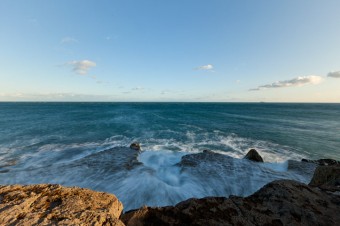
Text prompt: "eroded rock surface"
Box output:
[[0, 184, 124, 226], [121, 180, 340, 226]]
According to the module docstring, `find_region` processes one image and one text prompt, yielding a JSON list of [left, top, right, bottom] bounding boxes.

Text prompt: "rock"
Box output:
[[73, 147, 143, 172], [121, 180, 340, 226], [309, 165, 340, 188], [203, 149, 213, 154], [130, 142, 141, 151], [244, 149, 263, 162], [301, 158, 340, 166], [0, 184, 124, 226], [287, 160, 317, 181]]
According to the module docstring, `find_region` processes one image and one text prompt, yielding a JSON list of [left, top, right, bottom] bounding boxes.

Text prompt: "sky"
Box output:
[[0, 0, 340, 102]]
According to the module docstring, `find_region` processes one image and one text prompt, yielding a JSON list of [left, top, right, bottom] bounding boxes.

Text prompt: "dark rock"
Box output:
[[287, 160, 317, 179], [301, 158, 340, 166], [309, 165, 340, 188], [203, 149, 213, 154], [130, 142, 141, 151], [121, 180, 340, 226], [244, 149, 264, 162], [72, 147, 142, 172], [178, 150, 230, 167]]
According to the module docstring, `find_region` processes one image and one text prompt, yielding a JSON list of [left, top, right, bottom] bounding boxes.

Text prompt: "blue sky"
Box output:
[[1, 0, 340, 102]]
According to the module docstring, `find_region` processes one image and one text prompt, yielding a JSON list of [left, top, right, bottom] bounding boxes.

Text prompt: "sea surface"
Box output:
[[0, 102, 339, 211]]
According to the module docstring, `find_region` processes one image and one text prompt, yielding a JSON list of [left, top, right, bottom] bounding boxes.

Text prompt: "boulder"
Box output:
[[121, 180, 340, 226], [244, 149, 264, 162], [309, 165, 340, 188], [301, 158, 340, 166], [130, 142, 141, 151], [0, 184, 124, 226]]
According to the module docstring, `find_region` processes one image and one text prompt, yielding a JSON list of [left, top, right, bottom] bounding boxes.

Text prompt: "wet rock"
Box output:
[[0, 184, 124, 226], [130, 142, 141, 151], [203, 149, 214, 154], [287, 160, 317, 180], [178, 150, 230, 167], [71, 147, 142, 172], [301, 158, 340, 166], [309, 165, 340, 188], [244, 149, 263, 162], [121, 180, 340, 226]]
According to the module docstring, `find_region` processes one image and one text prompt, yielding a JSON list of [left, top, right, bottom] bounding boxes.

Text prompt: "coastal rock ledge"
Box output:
[[0, 184, 124, 226], [1, 166, 339, 226], [121, 179, 340, 226]]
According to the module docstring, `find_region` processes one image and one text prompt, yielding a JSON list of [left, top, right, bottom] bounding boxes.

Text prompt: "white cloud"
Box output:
[[67, 60, 96, 75], [61, 37, 78, 44], [250, 75, 323, 91], [327, 71, 340, 78], [194, 64, 214, 71]]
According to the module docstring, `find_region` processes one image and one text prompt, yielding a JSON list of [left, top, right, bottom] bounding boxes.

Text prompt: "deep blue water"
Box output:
[[0, 102, 339, 210]]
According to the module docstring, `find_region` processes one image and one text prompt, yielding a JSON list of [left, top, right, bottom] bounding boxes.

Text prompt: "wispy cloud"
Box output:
[[327, 71, 340, 78], [61, 37, 78, 44], [132, 86, 144, 91], [250, 75, 323, 91], [67, 60, 96, 75], [0, 92, 114, 101], [194, 64, 214, 71]]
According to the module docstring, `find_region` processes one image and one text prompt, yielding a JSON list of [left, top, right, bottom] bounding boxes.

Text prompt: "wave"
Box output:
[[0, 131, 313, 211]]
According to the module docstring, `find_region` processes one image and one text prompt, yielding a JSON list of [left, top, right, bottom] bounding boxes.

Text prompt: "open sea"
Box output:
[[0, 102, 339, 211]]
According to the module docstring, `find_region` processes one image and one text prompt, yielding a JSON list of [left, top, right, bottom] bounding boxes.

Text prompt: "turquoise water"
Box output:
[[0, 103, 339, 210]]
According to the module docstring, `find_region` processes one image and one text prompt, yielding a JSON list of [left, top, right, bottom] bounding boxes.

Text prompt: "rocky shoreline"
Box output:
[[0, 149, 339, 226]]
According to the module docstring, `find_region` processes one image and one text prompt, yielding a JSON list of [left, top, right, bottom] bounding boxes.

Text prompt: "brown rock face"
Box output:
[[121, 180, 340, 226], [0, 184, 124, 226], [244, 149, 264, 162]]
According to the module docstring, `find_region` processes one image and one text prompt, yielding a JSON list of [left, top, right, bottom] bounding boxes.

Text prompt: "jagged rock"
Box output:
[[121, 180, 340, 226], [301, 158, 340, 166], [0, 184, 124, 226], [309, 165, 340, 188], [130, 142, 141, 151], [244, 149, 263, 162]]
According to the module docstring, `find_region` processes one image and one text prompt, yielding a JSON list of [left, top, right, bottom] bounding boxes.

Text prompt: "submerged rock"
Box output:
[[0, 184, 124, 226], [130, 142, 141, 151], [121, 180, 340, 226], [301, 158, 340, 166], [244, 149, 264, 162], [71, 147, 142, 172]]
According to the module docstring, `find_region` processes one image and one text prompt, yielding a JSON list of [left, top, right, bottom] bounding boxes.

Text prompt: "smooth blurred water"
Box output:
[[0, 102, 339, 210]]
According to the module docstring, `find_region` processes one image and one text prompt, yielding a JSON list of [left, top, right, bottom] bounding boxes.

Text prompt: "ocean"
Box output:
[[0, 102, 339, 211]]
